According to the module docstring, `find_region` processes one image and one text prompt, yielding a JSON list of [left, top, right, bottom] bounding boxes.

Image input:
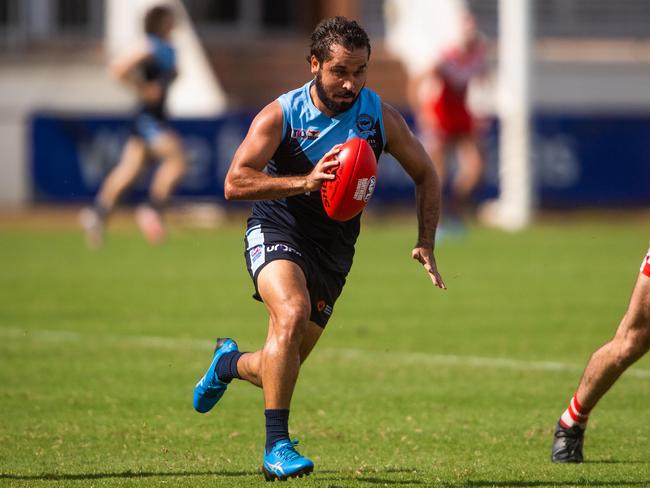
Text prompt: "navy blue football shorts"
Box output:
[[130, 111, 169, 145], [244, 223, 346, 328]]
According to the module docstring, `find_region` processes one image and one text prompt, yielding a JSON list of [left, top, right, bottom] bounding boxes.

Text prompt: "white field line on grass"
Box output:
[[2, 326, 650, 379]]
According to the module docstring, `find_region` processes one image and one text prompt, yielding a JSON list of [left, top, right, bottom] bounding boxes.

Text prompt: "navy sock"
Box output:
[[265, 409, 290, 454], [215, 351, 244, 384], [94, 203, 109, 221], [146, 199, 165, 214]]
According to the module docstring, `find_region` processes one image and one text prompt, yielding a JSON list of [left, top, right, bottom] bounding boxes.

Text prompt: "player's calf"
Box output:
[[135, 204, 166, 245]]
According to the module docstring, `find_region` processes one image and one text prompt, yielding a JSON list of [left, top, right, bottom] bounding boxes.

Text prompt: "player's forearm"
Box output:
[[414, 172, 441, 248], [224, 168, 309, 201]]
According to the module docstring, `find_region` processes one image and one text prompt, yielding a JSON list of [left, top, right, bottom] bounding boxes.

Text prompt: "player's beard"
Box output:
[[314, 72, 361, 115]]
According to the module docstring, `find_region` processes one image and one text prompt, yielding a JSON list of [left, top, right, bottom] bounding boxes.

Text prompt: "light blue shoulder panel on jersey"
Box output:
[[277, 80, 386, 166], [147, 35, 176, 74]]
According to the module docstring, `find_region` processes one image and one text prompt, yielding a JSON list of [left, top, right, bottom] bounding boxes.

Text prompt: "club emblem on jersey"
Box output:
[[291, 127, 320, 140], [356, 113, 376, 140]]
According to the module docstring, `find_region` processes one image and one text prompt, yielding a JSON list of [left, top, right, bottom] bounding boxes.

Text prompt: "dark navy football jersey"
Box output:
[[139, 34, 176, 119], [249, 80, 386, 275]]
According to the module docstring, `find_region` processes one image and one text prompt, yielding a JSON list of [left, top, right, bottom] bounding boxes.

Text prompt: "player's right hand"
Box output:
[[140, 82, 163, 104], [412, 246, 447, 290], [305, 144, 342, 192]]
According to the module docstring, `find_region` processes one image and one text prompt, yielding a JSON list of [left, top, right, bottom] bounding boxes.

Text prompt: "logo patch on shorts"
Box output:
[[266, 243, 302, 256], [250, 244, 263, 264], [317, 299, 333, 316]]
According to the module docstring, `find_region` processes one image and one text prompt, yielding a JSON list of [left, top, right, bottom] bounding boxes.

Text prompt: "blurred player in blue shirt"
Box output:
[[81, 5, 186, 248]]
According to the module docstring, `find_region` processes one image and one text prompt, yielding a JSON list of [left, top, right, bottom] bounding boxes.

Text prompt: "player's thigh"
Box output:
[[611, 273, 650, 357], [150, 130, 185, 161], [457, 136, 483, 171], [117, 137, 148, 174], [257, 259, 311, 331], [625, 273, 650, 330], [427, 134, 451, 181]]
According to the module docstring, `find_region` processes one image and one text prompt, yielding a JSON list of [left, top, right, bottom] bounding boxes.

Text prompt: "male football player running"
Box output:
[[551, 246, 650, 462], [193, 17, 446, 481], [80, 5, 186, 248]]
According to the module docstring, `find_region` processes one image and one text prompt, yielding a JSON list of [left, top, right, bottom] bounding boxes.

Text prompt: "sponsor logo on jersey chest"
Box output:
[[291, 127, 320, 140]]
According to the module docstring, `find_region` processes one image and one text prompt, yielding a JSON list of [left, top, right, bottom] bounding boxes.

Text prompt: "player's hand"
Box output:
[[305, 144, 342, 192], [140, 82, 163, 104], [412, 246, 447, 289]]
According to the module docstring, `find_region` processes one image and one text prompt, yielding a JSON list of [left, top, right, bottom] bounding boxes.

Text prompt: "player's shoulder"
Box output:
[[277, 81, 312, 111], [381, 102, 406, 128], [249, 100, 284, 136], [145, 34, 176, 68], [360, 86, 381, 100], [380, 102, 412, 150]]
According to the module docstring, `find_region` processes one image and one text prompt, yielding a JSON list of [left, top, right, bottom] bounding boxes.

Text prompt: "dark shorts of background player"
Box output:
[[130, 110, 169, 145], [244, 225, 346, 328]]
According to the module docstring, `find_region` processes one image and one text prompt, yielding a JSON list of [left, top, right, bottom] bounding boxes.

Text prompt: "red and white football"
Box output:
[[321, 138, 378, 222]]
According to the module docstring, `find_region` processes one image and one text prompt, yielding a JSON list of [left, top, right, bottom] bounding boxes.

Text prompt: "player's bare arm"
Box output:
[[224, 101, 340, 201], [382, 102, 447, 290], [109, 44, 162, 104]]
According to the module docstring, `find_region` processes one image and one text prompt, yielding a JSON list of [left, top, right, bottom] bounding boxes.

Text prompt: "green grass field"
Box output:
[[1, 214, 649, 487]]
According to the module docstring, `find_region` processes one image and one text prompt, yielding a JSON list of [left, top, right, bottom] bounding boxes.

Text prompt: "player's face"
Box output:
[[159, 14, 175, 39], [311, 44, 368, 115], [460, 13, 478, 48]]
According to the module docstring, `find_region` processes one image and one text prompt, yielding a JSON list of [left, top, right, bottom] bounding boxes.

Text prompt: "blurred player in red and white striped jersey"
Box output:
[[551, 246, 650, 463], [409, 11, 487, 234]]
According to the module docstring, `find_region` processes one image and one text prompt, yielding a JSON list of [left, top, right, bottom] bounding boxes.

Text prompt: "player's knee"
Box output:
[[627, 306, 650, 346], [173, 159, 188, 180], [616, 330, 650, 367], [273, 302, 310, 345], [633, 327, 650, 357], [162, 158, 186, 181], [633, 302, 650, 330]]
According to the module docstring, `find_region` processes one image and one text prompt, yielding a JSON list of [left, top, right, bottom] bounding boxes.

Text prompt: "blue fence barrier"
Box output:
[[31, 111, 650, 207]]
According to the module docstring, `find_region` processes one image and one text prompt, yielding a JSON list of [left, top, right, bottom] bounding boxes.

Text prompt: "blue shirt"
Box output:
[[139, 35, 176, 118], [249, 80, 386, 274]]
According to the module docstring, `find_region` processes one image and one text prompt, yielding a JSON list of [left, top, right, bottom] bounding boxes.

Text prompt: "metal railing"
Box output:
[[467, 0, 650, 38], [0, 0, 103, 50]]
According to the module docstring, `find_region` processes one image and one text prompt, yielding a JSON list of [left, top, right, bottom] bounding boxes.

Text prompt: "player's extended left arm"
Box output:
[[383, 103, 446, 289]]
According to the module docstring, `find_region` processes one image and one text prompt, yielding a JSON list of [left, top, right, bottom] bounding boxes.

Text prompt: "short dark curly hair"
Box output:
[[144, 5, 174, 36], [307, 16, 371, 64]]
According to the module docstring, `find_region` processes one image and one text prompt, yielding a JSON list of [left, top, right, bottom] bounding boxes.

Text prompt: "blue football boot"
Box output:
[[262, 439, 314, 481], [193, 338, 238, 413]]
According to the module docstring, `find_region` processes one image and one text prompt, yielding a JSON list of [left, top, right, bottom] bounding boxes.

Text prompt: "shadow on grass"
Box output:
[[317, 468, 425, 485], [0, 469, 260, 481], [354, 477, 425, 485], [466, 481, 650, 487], [584, 459, 648, 464]]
